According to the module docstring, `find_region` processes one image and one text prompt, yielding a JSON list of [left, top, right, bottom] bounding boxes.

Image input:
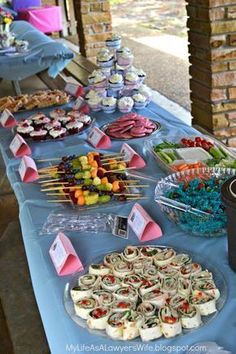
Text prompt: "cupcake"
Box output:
[[34, 116, 51, 127], [85, 89, 106, 101], [16, 124, 34, 138], [92, 72, 107, 89], [45, 120, 61, 131], [49, 127, 67, 139], [49, 108, 66, 119], [118, 96, 134, 113], [117, 47, 134, 66], [97, 48, 114, 68], [88, 70, 103, 84], [67, 110, 81, 119], [136, 69, 146, 84], [30, 129, 48, 141], [102, 97, 117, 114], [108, 73, 124, 91], [114, 63, 131, 75], [77, 114, 92, 125], [138, 84, 153, 104], [88, 95, 102, 112], [66, 120, 84, 135], [105, 34, 122, 49], [57, 116, 72, 126], [29, 112, 45, 122], [132, 93, 147, 109], [18, 119, 32, 126], [124, 71, 139, 89]]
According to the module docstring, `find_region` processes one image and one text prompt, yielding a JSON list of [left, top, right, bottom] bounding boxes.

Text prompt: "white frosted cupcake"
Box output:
[[88, 95, 102, 112], [85, 89, 106, 101], [97, 49, 114, 68], [138, 84, 153, 103], [125, 71, 139, 88], [136, 68, 146, 84], [106, 34, 122, 49], [34, 116, 51, 127], [66, 120, 84, 134], [30, 129, 48, 141], [102, 97, 117, 114], [117, 47, 134, 66], [49, 127, 67, 139], [77, 114, 92, 125], [18, 119, 32, 127], [45, 120, 61, 131], [57, 116, 72, 126], [92, 72, 107, 89], [132, 93, 147, 109], [108, 73, 124, 90], [118, 96, 134, 113], [16, 124, 34, 138], [88, 69, 104, 84]]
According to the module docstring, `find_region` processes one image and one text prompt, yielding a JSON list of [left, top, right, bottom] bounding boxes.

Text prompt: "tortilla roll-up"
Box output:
[[162, 276, 178, 296], [158, 265, 178, 279], [159, 306, 182, 338], [122, 246, 140, 262], [178, 301, 202, 329], [139, 316, 162, 341], [89, 264, 110, 276], [74, 298, 97, 319], [142, 289, 168, 308], [104, 253, 123, 268], [112, 300, 134, 312], [123, 311, 143, 340], [140, 246, 160, 259], [177, 277, 191, 297], [92, 290, 114, 307], [169, 254, 192, 270], [139, 279, 161, 296], [137, 302, 157, 318], [142, 265, 159, 281], [113, 261, 133, 278], [87, 307, 110, 330], [133, 257, 153, 274], [180, 263, 202, 278], [169, 294, 187, 309], [101, 274, 121, 291], [190, 292, 217, 316], [106, 311, 129, 339], [70, 285, 93, 302], [123, 274, 143, 288], [114, 286, 138, 303], [192, 270, 213, 281], [79, 274, 100, 288], [154, 248, 176, 267], [192, 279, 220, 300]]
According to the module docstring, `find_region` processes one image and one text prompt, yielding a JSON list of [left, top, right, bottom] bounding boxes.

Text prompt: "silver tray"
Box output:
[[64, 245, 227, 342], [100, 119, 161, 140]]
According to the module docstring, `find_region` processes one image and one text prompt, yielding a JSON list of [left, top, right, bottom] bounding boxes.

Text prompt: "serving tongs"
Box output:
[[155, 196, 214, 218]]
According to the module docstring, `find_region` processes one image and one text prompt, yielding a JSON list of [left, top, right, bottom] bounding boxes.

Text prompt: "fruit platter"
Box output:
[[15, 109, 94, 142], [64, 245, 226, 341], [38, 151, 148, 208], [100, 113, 161, 140], [145, 135, 236, 173], [155, 167, 235, 237]]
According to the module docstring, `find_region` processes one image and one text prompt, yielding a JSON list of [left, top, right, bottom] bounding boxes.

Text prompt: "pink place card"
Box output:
[[120, 143, 146, 169], [128, 203, 163, 242], [65, 83, 85, 97], [18, 156, 39, 182], [49, 232, 84, 276], [0, 109, 17, 128], [9, 134, 31, 158], [87, 126, 112, 149]]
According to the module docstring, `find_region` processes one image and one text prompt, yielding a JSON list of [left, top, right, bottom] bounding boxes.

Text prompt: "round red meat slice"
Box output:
[[130, 127, 147, 134]]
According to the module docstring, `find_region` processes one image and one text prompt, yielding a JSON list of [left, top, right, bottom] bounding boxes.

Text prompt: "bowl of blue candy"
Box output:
[[155, 167, 236, 237]]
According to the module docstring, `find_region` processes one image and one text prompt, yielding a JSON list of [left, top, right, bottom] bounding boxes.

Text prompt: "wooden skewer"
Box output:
[[42, 182, 69, 187], [41, 186, 79, 192], [46, 193, 70, 196], [47, 200, 72, 203], [38, 165, 59, 172], [122, 185, 149, 188], [38, 178, 61, 183], [105, 167, 137, 173], [37, 158, 61, 162], [102, 152, 123, 158], [126, 197, 149, 200], [102, 160, 130, 166], [101, 156, 126, 162]]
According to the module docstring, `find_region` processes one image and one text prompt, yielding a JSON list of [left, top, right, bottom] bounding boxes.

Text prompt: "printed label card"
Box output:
[[87, 127, 111, 149], [18, 156, 39, 182], [64, 83, 85, 97], [49, 232, 84, 276], [0, 109, 17, 128], [120, 143, 146, 169], [9, 134, 31, 158], [128, 203, 163, 242]]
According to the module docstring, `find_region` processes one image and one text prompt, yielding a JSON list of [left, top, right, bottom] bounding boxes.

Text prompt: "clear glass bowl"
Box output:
[[155, 167, 236, 237]]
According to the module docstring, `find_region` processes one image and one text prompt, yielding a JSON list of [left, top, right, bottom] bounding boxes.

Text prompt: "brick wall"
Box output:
[[186, 0, 236, 147], [74, 0, 112, 60]]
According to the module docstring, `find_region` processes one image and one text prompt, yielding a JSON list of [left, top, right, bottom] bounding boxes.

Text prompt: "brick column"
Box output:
[[186, 0, 236, 147], [73, 0, 112, 60]]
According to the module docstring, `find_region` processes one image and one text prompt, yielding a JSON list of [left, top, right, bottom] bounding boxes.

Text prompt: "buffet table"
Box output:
[[0, 101, 235, 354]]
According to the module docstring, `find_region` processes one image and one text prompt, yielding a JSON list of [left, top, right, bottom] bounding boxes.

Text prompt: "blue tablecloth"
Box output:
[[0, 21, 74, 80], [0, 101, 235, 354]]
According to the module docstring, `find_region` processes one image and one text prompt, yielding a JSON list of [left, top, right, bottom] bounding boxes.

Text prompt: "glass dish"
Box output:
[[155, 167, 235, 237], [64, 245, 227, 342], [145, 134, 236, 174], [100, 119, 161, 140]]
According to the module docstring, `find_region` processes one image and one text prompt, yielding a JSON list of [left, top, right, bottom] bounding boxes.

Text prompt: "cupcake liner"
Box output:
[[106, 39, 121, 49], [134, 101, 147, 109], [97, 58, 114, 68], [102, 105, 116, 114], [117, 57, 133, 66], [108, 82, 124, 91], [118, 106, 133, 113]]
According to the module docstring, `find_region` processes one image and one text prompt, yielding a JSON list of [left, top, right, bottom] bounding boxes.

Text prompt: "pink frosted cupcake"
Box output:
[[117, 47, 134, 66], [49, 127, 67, 139], [66, 120, 84, 135], [118, 96, 134, 113], [30, 129, 48, 141]]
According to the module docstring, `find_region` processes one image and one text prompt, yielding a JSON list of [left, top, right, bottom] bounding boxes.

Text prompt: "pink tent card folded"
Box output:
[[10, 134, 31, 158], [87, 126, 112, 149]]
